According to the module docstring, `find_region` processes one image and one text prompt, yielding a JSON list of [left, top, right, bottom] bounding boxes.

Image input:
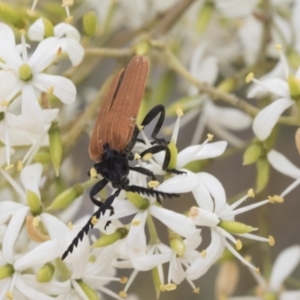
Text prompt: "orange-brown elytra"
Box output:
[[62, 56, 181, 260]]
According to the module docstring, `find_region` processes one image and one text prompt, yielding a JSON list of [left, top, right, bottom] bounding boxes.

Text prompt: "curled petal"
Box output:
[[253, 98, 294, 140], [28, 18, 45, 41], [59, 38, 84, 66], [192, 172, 226, 213], [268, 150, 300, 179], [54, 23, 81, 41], [186, 229, 225, 280], [269, 245, 300, 292]]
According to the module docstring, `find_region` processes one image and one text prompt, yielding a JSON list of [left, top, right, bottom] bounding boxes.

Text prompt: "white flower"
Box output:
[[247, 47, 298, 140], [267, 149, 300, 198], [230, 245, 300, 300], [170, 43, 251, 147], [28, 19, 84, 66], [186, 173, 271, 279], [0, 23, 76, 108], [139, 109, 227, 175]]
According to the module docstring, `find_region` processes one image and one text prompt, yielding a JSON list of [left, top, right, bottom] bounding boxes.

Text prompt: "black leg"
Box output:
[[124, 184, 180, 204], [141, 105, 165, 141], [89, 179, 109, 207], [129, 166, 157, 181], [61, 189, 121, 260]]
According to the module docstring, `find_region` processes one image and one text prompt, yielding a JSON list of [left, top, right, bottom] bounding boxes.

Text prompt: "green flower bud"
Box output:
[[135, 41, 150, 56], [48, 122, 63, 177], [262, 292, 277, 300], [77, 280, 98, 300], [167, 140, 178, 170], [151, 266, 162, 299], [243, 143, 262, 165], [19, 64, 33, 81], [256, 158, 270, 194], [288, 74, 300, 100], [0, 264, 14, 280], [47, 184, 84, 211], [36, 263, 55, 283], [169, 232, 185, 256], [92, 227, 128, 247], [27, 190, 42, 215], [126, 192, 149, 210], [217, 78, 236, 93], [83, 11, 97, 36], [219, 220, 257, 234], [196, 2, 214, 34], [42, 18, 54, 38], [33, 151, 51, 164], [0, 3, 24, 27]]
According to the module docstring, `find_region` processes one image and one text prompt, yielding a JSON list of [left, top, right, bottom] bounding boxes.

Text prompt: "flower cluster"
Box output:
[[0, 1, 300, 299]]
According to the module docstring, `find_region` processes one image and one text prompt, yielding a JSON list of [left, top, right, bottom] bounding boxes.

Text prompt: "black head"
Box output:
[[94, 144, 129, 187]]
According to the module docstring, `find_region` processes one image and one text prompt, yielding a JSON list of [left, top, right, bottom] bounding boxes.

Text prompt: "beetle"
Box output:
[[62, 56, 182, 260]]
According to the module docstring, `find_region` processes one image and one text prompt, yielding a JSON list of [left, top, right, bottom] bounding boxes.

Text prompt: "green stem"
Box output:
[[147, 214, 160, 245]]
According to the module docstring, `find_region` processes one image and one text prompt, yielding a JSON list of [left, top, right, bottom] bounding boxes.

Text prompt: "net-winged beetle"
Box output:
[[62, 56, 182, 260]]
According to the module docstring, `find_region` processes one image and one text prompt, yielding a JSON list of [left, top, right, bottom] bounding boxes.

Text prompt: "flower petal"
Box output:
[[28, 18, 45, 41], [189, 207, 220, 227], [269, 245, 300, 291], [3, 206, 29, 263], [33, 73, 76, 104], [20, 163, 43, 198], [150, 205, 196, 237], [192, 172, 226, 213], [54, 23, 81, 41], [177, 141, 227, 169], [156, 170, 199, 193], [253, 98, 294, 140], [28, 37, 61, 74], [267, 150, 300, 179], [59, 38, 84, 66], [186, 229, 225, 280]]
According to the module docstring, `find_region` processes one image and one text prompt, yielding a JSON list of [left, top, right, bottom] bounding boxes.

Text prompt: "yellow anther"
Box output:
[[137, 125, 144, 131], [119, 291, 127, 298], [269, 235, 275, 246], [275, 44, 282, 51], [68, 222, 73, 229], [17, 160, 23, 172], [47, 86, 54, 94], [247, 188, 255, 198], [5, 291, 13, 299], [193, 287, 200, 294], [244, 255, 252, 262], [207, 133, 214, 141], [176, 107, 184, 117], [56, 47, 62, 56], [163, 127, 173, 135], [19, 29, 26, 35], [201, 250, 207, 257], [160, 284, 166, 292], [134, 153, 141, 160], [142, 153, 153, 161], [148, 181, 159, 188], [0, 100, 9, 107], [236, 239, 242, 250], [5, 164, 14, 171], [90, 167, 98, 179], [163, 283, 177, 291], [33, 216, 40, 227], [189, 206, 199, 218], [62, 0, 74, 7], [268, 195, 284, 203], [119, 277, 127, 284], [131, 219, 141, 226], [91, 216, 98, 225], [245, 72, 254, 83], [255, 267, 260, 274]]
